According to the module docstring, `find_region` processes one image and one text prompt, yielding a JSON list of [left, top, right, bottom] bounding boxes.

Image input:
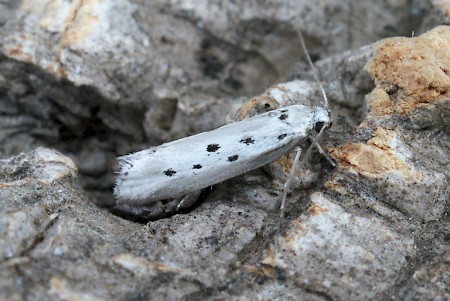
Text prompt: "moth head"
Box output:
[[312, 107, 331, 133]]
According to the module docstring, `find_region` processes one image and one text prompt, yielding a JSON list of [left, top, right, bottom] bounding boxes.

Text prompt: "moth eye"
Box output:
[[314, 122, 325, 133]]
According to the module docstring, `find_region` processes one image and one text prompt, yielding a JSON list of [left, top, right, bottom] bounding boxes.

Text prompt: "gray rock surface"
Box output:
[[0, 0, 431, 206], [0, 0, 449, 300]]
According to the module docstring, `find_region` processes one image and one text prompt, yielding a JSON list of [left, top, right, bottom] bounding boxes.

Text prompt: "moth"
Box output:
[[114, 31, 332, 219]]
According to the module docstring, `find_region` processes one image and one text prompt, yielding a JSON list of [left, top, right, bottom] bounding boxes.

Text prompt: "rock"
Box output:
[[329, 25, 449, 222], [0, 0, 433, 206], [0, 1, 449, 300], [260, 193, 415, 300]]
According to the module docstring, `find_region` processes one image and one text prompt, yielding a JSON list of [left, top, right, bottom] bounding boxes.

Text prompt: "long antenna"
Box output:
[[298, 31, 335, 166], [280, 29, 335, 212], [297, 30, 329, 108]]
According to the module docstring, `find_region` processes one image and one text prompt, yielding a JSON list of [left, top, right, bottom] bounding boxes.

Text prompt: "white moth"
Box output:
[[114, 104, 330, 206], [114, 30, 332, 217]]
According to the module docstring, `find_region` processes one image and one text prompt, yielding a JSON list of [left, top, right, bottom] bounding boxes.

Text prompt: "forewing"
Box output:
[[114, 106, 313, 204]]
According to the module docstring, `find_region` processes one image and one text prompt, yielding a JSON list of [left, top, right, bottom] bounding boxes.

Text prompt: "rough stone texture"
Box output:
[[0, 0, 449, 300], [261, 193, 416, 300], [0, 148, 139, 300], [419, 0, 450, 33], [330, 25, 449, 222], [0, 0, 428, 206]]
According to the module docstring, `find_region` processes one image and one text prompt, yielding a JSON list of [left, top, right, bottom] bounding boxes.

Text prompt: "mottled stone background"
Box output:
[[0, 1, 448, 300]]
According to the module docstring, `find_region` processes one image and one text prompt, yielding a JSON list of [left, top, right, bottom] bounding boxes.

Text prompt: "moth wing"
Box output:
[[115, 105, 313, 204]]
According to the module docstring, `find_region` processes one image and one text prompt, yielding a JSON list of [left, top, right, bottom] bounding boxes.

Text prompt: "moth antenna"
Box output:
[[280, 30, 335, 212], [297, 30, 329, 109]]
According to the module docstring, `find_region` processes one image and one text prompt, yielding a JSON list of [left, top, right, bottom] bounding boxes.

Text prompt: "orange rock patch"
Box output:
[[366, 26, 450, 115], [330, 128, 422, 180]]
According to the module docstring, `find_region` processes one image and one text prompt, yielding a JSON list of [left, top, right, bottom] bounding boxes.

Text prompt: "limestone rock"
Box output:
[[0, 1, 449, 300]]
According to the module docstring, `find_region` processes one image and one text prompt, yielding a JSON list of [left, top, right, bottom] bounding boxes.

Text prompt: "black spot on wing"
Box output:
[[279, 114, 288, 120], [239, 137, 255, 145], [227, 155, 239, 162], [278, 134, 287, 140], [193, 164, 202, 169], [207, 144, 220, 152], [163, 168, 176, 177]]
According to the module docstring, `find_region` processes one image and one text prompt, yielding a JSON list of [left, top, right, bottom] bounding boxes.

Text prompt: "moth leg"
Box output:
[[280, 130, 331, 211], [280, 147, 303, 211], [114, 191, 202, 220], [312, 140, 336, 167], [114, 202, 166, 221], [176, 190, 202, 211]]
